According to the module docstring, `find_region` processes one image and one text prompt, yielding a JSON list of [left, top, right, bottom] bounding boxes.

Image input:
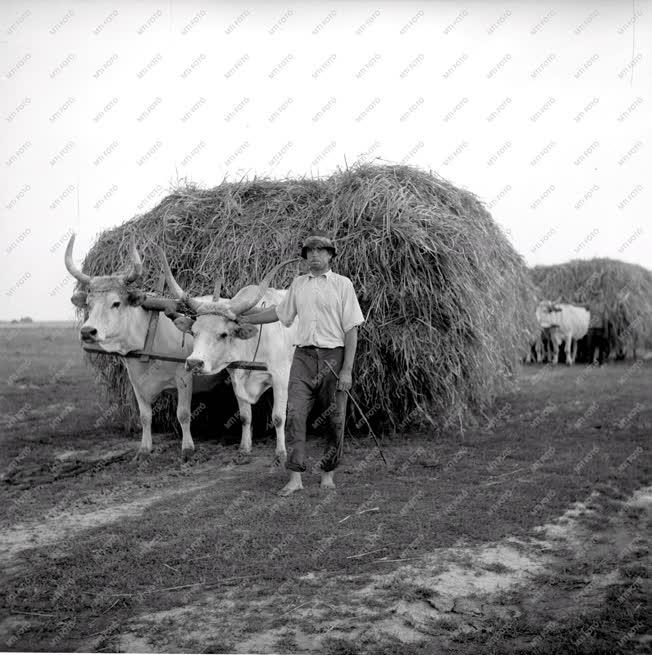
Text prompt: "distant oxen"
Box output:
[[536, 301, 590, 365], [526, 327, 555, 364], [65, 234, 219, 461], [580, 309, 611, 364], [159, 249, 298, 468]]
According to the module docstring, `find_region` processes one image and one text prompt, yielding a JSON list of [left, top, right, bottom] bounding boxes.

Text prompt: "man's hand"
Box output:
[[337, 368, 353, 392], [238, 306, 280, 325]]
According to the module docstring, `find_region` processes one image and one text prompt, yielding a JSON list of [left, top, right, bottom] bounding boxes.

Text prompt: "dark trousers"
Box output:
[[286, 346, 347, 473]]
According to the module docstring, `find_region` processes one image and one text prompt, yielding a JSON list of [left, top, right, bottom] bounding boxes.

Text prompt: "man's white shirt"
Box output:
[[276, 269, 365, 347]]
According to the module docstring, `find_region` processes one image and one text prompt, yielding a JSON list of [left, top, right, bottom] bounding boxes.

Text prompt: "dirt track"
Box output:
[[1, 325, 649, 653]]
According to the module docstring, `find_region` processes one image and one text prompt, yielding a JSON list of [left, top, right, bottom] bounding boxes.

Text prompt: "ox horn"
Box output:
[[64, 233, 92, 284], [122, 235, 143, 284], [229, 258, 300, 316], [157, 247, 203, 314], [212, 265, 224, 301]]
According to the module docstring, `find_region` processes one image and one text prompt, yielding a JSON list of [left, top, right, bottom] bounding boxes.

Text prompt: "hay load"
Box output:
[[531, 258, 652, 358], [80, 164, 536, 434]]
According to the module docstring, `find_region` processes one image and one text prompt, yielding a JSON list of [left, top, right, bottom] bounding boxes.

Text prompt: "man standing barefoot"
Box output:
[[241, 230, 365, 495]]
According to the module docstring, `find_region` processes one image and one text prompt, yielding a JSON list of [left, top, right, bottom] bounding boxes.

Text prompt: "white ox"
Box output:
[[65, 233, 220, 461], [536, 301, 590, 365], [159, 248, 298, 468]]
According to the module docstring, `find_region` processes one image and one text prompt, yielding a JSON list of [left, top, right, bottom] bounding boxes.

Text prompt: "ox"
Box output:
[[65, 233, 218, 461], [159, 248, 298, 468], [525, 328, 553, 364], [536, 301, 590, 365]]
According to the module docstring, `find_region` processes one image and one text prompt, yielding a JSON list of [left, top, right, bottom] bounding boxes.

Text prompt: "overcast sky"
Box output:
[[2, 0, 650, 320]]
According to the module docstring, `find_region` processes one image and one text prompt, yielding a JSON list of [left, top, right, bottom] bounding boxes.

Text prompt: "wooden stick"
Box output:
[[139, 273, 166, 362], [347, 547, 387, 559], [150, 573, 262, 594], [481, 467, 528, 486], [339, 506, 379, 524], [324, 360, 387, 465], [277, 600, 312, 618], [491, 466, 528, 478], [99, 598, 122, 615]]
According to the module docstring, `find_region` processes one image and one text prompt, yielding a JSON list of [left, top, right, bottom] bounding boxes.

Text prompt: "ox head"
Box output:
[[535, 299, 563, 329], [158, 248, 293, 375], [65, 233, 147, 353]]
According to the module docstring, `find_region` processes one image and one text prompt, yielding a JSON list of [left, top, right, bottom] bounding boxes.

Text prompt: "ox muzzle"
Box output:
[[185, 358, 205, 374], [80, 325, 98, 343]]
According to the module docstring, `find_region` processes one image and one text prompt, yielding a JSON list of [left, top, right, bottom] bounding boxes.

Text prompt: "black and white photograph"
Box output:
[[1, 1, 650, 653]]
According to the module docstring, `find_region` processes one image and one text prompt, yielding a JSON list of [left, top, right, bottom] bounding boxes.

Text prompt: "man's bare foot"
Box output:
[[278, 472, 303, 496], [320, 471, 336, 490]]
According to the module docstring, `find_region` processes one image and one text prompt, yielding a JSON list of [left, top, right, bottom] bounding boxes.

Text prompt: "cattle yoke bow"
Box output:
[[157, 247, 299, 320]]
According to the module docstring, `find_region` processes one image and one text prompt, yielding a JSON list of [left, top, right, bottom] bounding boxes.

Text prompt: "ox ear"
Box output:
[[126, 290, 147, 306], [173, 315, 195, 334], [551, 305, 562, 312], [70, 290, 88, 307], [232, 323, 258, 340]]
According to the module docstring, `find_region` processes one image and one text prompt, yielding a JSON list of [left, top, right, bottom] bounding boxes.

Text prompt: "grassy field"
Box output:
[[0, 323, 649, 653]]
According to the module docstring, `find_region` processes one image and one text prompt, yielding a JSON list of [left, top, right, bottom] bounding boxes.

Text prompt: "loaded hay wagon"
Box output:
[[77, 163, 537, 439], [531, 258, 652, 363]]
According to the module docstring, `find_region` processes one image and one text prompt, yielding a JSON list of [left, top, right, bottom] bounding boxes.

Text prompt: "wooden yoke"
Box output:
[[139, 272, 166, 363], [81, 272, 267, 370]]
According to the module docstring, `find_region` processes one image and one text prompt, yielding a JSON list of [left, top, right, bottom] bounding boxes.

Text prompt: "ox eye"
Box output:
[[219, 332, 228, 339], [112, 301, 121, 309]]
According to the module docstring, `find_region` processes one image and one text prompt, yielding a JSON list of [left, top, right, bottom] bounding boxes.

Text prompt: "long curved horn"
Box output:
[[157, 247, 203, 314], [64, 233, 92, 284], [212, 265, 223, 301], [123, 235, 143, 284], [229, 258, 300, 316]]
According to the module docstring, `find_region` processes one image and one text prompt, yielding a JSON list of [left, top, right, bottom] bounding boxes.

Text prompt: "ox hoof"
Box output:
[[133, 448, 151, 463], [181, 447, 195, 462], [269, 452, 287, 473], [233, 450, 252, 465]]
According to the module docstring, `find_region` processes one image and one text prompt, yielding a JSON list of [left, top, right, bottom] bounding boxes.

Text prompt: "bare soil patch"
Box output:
[[1, 327, 649, 652], [111, 485, 650, 654]]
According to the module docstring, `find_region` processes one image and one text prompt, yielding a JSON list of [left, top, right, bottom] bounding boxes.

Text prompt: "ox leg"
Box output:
[[131, 384, 154, 461], [545, 334, 553, 363], [551, 338, 559, 365], [234, 395, 253, 464], [176, 372, 195, 461], [270, 379, 289, 470], [566, 335, 574, 366]]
